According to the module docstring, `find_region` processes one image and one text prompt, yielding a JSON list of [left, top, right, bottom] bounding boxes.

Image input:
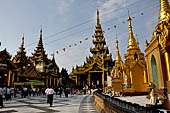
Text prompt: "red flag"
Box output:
[[69, 45, 71, 47], [56, 51, 58, 54], [122, 21, 125, 24], [108, 27, 110, 30], [80, 41, 82, 43], [85, 37, 88, 40], [114, 25, 117, 28], [63, 48, 66, 52]]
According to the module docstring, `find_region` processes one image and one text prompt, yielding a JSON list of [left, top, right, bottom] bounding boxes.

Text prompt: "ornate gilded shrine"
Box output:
[[0, 49, 17, 86], [31, 29, 60, 87], [145, 0, 170, 109], [70, 9, 114, 88], [12, 35, 42, 86], [12, 29, 60, 87], [111, 13, 148, 94]]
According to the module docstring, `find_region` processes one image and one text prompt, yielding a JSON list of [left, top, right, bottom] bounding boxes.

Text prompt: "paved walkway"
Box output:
[[79, 95, 99, 113], [0, 94, 98, 113]]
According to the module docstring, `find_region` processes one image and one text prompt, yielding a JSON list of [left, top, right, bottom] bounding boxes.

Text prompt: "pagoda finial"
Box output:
[[159, 0, 170, 21], [40, 27, 42, 39], [115, 40, 121, 62], [22, 34, 24, 46], [127, 10, 138, 50], [97, 8, 100, 25]]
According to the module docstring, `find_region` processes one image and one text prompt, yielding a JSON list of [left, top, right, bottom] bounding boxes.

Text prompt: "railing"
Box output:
[[94, 91, 164, 113]]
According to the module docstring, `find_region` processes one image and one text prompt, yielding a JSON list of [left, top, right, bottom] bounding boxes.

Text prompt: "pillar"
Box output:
[[102, 71, 105, 88], [144, 70, 148, 83], [46, 79, 48, 87], [88, 73, 91, 87], [54, 78, 56, 87], [164, 52, 170, 81], [50, 77, 52, 86], [8, 70, 11, 86], [129, 70, 133, 84], [75, 76, 77, 86], [12, 72, 15, 85]]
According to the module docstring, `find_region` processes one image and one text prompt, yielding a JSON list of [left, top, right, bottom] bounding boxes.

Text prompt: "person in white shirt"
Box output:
[[45, 86, 55, 107], [0, 86, 3, 107], [45, 87, 49, 104]]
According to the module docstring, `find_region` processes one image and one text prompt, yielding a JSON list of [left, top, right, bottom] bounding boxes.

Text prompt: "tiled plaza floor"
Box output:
[[0, 94, 98, 113]]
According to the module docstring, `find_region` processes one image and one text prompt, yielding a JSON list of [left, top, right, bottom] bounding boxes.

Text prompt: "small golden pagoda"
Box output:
[[145, 0, 170, 109], [111, 40, 123, 92], [111, 13, 148, 94], [70, 9, 114, 88]]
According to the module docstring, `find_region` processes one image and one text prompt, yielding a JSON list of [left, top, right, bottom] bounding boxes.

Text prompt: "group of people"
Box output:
[[0, 85, 92, 108], [20, 86, 46, 98], [0, 86, 16, 108]]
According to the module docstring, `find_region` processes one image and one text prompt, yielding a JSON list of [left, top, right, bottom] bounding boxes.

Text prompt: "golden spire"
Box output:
[[97, 8, 100, 25], [115, 40, 121, 62], [40, 27, 42, 39], [159, 0, 170, 21], [21, 34, 24, 46], [127, 10, 138, 50]]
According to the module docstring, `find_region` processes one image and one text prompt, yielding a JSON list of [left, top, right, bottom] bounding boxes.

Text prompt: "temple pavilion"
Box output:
[[12, 29, 60, 87], [145, 0, 170, 109], [111, 12, 148, 94], [70, 9, 114, 88]]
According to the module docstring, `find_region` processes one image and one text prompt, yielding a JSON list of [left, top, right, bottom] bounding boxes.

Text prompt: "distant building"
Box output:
[[145, 0, 170, 109], [70, 9, 114, 88], [111, 13, 148, 94], [0, 49, 17, 86]]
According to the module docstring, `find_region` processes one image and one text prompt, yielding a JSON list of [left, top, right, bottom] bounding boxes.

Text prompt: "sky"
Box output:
[[0, 0, 161, 73]]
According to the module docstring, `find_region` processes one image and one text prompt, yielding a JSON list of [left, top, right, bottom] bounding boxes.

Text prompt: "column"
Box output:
[[46, 79, 48, 87], [129, 70, 133, 84], [12, 72, 15, 85], [102, 71, 105, 90], [164, 52, 170, 81], [88, 73, 91, 87], [50, 77, 52, 86], [54, 78, 56, 86], [144, 70, 148, 83], [8, 70, 11, 86]]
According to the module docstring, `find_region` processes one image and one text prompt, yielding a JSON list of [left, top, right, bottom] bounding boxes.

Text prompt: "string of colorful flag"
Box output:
[[56, 12, 144, 54]]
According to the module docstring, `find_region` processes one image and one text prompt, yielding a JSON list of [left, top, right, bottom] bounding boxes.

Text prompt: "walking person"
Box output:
[[45, 86, 55, 107], [45, 87, 49, 104], [0, 86, 4, 107]]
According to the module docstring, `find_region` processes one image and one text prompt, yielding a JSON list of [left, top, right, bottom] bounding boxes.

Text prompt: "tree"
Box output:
[[61, 68, 69, 87]]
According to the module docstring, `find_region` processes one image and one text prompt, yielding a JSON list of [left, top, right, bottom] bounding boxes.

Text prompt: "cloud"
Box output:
[[94, 0, 136, 21], [56, 0, 75, 14]]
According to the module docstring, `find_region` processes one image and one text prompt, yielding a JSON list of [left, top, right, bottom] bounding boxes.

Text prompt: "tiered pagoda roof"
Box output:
[[32, 29, 48, 63], [72, 9, 114, 74], [13, 35, 29, 68]]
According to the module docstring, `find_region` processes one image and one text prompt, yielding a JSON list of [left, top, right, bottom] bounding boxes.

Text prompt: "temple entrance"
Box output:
[[151, 55, 159, 88], [90, 72, 102, 88]]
